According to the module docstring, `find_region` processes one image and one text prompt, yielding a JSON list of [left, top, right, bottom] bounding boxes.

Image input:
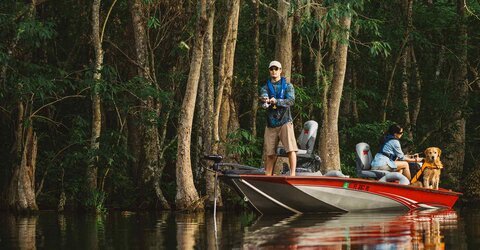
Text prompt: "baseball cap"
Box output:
[[268, 61, 282, 69]]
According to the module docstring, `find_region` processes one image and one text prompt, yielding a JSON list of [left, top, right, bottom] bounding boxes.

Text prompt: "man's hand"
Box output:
[[269, 97, 277, 104], [410, 154, 423, 162]]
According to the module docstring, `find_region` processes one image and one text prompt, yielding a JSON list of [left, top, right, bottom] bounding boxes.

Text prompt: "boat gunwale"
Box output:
[[219, 174, 462, 197]]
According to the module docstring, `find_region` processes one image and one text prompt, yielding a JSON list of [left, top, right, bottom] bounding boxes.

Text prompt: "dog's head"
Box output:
[[424, 147, 443, 168]]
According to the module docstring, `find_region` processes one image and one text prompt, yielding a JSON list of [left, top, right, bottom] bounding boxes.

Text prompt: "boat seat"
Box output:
[[277, 120, 321, 173], [355, 142, 390, 179]]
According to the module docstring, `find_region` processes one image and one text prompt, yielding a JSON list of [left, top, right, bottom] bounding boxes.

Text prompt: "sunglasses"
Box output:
[[269, 67, 280, 71]]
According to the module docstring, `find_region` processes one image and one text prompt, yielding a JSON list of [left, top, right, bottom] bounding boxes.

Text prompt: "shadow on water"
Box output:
[[0, 207, 479, 249]]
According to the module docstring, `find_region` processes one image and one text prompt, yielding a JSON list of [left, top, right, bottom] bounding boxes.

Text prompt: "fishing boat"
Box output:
[[205, 155, 461, 215], [204, 121, 461, 215]]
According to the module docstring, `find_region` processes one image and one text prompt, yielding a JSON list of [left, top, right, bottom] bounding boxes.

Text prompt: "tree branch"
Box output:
[[252, 0, 280, 16], [30, 95, 85, 119], [464, 0, 480, 21], [100, 0, 118, 43], [31, 114, 66, 128], [105, 39, 145, 70]]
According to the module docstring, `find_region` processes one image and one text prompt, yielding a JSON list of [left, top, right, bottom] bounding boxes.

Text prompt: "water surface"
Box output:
[[1, 207, 479, 249]]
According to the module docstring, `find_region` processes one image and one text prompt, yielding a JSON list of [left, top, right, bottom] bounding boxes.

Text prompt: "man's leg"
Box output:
[[280, 122, 298, 177], [264, 126, 279, 176], [288, 151, 297, 176], [265, 155, 277, 176]]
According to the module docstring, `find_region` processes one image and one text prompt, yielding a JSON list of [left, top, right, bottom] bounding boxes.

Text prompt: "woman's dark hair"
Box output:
[[387, 124, 403, 135], [378, 124, 403, 148]]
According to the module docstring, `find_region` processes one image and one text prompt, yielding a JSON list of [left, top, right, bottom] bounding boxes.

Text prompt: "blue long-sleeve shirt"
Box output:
[[371, 138, 405, 169], [259, 79, 295, 128]]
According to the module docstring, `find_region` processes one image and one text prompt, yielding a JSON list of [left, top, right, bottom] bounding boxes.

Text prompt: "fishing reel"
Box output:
[[260, 96, 271, 109]]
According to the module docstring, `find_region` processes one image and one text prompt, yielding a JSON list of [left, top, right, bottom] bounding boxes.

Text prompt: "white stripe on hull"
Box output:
[[295, 185, 406, 211], [240, 179, 302, 214]]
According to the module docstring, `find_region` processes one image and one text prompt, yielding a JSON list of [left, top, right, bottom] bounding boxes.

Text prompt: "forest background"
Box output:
[[1, 0, 479, 213]]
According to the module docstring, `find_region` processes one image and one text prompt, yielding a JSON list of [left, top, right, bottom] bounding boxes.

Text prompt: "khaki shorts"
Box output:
[[264, 122, 298, 156]]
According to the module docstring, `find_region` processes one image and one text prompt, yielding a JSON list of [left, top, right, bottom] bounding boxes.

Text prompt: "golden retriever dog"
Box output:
[[423, 147, 443, 190]]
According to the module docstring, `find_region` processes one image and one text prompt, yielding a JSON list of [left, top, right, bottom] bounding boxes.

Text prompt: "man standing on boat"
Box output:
[[260, 60, 298, 176]]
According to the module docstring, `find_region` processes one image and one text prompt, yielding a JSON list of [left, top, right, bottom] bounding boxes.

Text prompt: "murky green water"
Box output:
[[1, 207, 479, 249]]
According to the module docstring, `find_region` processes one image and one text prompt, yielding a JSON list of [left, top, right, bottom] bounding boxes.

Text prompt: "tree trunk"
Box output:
[[175, 0, 207, 211], [275, 0, 293, 81], [410, 47, 422, 135], [319, 14, 351, 172], [351, 68, 359, 123], [193, 62, 205, 185], [8, 120, 39, 212], [200, 1, 220, 208], [400, 0, 413, 141], [463, 156, 480, 201], [314, 6, 326, 89], [341, 67, 353, 122], [219, 96, 231, 150], [223, 0, 241, 160], [400, 46, 412, 139], [250, 0, 260, 137], [214, 0, 241, 155], [127, 114, 142, 184], [292, 0, 303, 87], [87, 0, 103, 195], [213, 2, 232, 153], [6, 0, 39, 213], [130, 0, 169, 209], [442, 0, 468, 191]]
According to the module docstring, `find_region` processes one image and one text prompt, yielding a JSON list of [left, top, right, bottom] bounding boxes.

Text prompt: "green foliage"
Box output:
[[97, 132, 133, 169], [293, 85, 322, 120], [369, 41, 391, 57], [344, 121, 394, 148], [18, 20, 56, 47], [226, 129, 263, 167], [96, 131, 136, 208], [83, 189, 107, 213], [147, 17, 161, 29], [340, 160, 356, 177]]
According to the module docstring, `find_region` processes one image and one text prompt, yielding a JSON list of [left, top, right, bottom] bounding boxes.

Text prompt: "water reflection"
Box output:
[[176, 212, 202, 249], [0, 208, 477, 249], [5, 215, 38, 249], [242, 209, 459, 249]]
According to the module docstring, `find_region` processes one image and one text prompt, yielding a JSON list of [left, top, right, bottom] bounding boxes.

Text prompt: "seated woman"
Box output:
[[370, 124, 423, 180]]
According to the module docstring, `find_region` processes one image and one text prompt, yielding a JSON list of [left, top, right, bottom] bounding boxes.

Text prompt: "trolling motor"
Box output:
[[204, 155, 262, 175], [204, 155, 223, 171]]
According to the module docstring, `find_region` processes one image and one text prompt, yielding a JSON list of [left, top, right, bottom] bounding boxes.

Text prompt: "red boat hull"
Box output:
[[222, 174, 461, 214]]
